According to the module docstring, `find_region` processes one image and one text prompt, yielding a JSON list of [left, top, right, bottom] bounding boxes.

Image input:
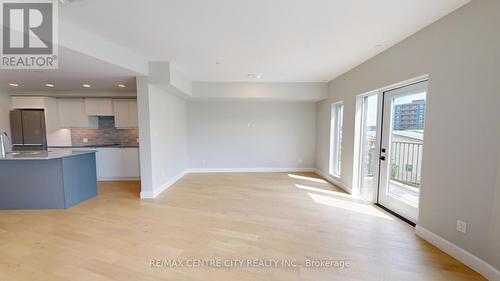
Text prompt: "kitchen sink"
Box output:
[[9, 151, 52, 156]]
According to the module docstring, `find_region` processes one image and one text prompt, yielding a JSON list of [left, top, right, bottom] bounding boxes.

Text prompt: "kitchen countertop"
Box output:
[[48, 144, 139, 148], [0, 150, 96, 161]]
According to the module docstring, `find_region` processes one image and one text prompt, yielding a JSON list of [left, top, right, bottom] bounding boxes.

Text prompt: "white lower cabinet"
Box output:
[[52, 147, 140, 180], [95, 148, 140, 180]]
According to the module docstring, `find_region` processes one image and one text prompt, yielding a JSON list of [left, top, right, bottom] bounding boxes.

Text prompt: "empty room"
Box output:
[[0, 0, 499, 280]]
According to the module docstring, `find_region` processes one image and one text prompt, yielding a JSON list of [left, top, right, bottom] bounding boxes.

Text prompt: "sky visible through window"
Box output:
[[366, 95, 378, 127], [393, 92, 426, 105]]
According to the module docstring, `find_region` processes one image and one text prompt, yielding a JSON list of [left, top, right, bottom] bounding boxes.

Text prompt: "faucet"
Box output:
[[1, 132, 8, 157]]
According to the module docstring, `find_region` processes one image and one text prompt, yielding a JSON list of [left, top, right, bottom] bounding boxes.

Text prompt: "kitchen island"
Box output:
[[0, 150, 98, 210]]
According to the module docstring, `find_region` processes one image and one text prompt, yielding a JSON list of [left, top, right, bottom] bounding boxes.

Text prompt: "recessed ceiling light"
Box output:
[[82, 84, 91, 88], [9, 83, 19, 87], [116, 83, 126, 88], [247, 74, 262, 79], [46, 83, 55, 88]]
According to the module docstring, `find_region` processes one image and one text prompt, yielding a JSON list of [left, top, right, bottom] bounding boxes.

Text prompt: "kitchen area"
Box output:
[[0, 93, 140, 209], [9, 96, 139, 179]]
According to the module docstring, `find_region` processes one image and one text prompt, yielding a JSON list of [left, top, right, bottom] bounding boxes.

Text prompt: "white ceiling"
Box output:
[[0, 47, 138, 91], [60, 0, 469, 82]]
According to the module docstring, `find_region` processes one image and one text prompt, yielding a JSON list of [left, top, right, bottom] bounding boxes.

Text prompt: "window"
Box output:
[[330, 102, 344, 177]]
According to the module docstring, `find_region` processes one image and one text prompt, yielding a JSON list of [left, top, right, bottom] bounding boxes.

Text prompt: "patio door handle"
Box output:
[[380, 148, 387, 161]]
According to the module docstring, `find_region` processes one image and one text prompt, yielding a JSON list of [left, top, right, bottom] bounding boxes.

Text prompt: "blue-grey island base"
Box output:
[[0, 150, 98, 210]]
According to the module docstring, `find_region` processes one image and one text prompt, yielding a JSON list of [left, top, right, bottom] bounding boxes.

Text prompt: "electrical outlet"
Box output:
[[456, 220, 467, 234], [202, 159, 206, 165], [82, 138, 88, 143], [298, 158, 303, 164]]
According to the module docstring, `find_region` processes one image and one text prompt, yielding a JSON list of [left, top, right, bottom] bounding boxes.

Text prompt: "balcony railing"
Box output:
[[390, 141, 423, 188]]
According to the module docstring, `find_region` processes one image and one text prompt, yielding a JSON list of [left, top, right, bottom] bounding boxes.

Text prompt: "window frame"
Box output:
[[330, 101, 344, 177]]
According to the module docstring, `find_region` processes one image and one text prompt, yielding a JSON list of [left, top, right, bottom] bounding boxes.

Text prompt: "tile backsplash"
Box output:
[[71, 117, 139, 146]]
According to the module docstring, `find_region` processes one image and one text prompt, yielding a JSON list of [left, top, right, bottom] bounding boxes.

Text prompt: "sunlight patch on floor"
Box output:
[[307, 192, 395, 221], [287, 174, 328, 183], [295, 184, 351, 199]]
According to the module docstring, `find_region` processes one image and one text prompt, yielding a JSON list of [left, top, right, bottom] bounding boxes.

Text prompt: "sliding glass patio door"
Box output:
[[378, 81, 428, 224]]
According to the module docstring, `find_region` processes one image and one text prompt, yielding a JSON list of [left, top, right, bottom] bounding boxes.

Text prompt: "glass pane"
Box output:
[[330, 103, 344, 176], [359, 95, 378, 201], [336, 104, 343, 175], [388, 92, 426, 208]]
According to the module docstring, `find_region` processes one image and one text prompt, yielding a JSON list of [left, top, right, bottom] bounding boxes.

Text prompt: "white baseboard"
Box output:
[[314, 168, 352, 194], [186, 167, 316, 173], [98, 177, 140, 181], [140, 170, 187, 199], [416, 225, 500, 281], [139, 191, 155, 199]]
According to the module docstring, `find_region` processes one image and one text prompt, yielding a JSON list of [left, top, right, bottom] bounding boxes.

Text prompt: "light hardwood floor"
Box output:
[[0, 173, 485, 281]]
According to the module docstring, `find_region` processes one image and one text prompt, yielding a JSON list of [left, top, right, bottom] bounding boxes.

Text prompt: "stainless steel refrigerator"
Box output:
[[10, 109, 47, 151]]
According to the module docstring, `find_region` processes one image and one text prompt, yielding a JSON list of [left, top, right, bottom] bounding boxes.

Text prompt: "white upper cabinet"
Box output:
[[128, 100, 138, 127], [13, 97, 136, 129], [58, 99, 96, 128], [113, 99, 129, 128], [85, 98, 114, 116], [113, 99, 138, 128], [11, 96, 46, 109]]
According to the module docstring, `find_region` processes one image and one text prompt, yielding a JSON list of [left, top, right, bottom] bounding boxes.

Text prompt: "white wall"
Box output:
[[316, 0, 500, 273], [170, 65, 193, 97], [137, 77, 188, 198], [149, 85, 188, 188], [192, 82, 328, 101], [188, 101, 316, 170], [60, 23, 149, 75], [137, 77, 154, 194]]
